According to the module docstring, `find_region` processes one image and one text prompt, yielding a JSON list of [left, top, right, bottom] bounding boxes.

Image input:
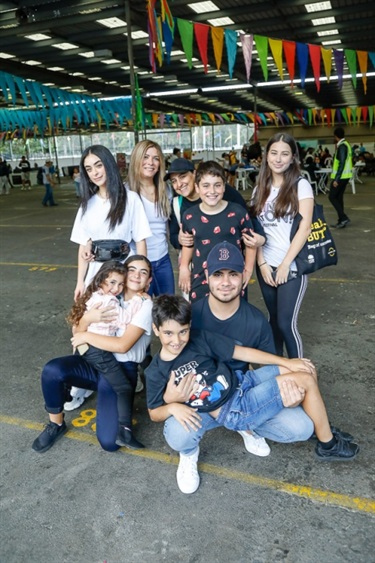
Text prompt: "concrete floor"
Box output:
[[0, 177, 374, 563]]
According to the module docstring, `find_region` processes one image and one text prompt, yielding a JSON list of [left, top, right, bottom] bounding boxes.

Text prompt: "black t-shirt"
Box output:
[[145, 330, 238, 413], [19, 160, 31, 172], [169, 183, 247, 249], [191, 297, 275, 372]]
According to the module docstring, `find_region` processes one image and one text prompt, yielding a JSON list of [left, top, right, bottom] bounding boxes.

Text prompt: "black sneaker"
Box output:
[[32, 420, 67, 453], [330, 425, 354, 442], [336, 219, 350, 229], [315, 436, 359, 462], [309, 424, 354, 442], [115, 426, 145, 450]]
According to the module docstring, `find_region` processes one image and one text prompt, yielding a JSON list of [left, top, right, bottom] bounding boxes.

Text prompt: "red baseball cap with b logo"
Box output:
[[206, 241, 244, 276]]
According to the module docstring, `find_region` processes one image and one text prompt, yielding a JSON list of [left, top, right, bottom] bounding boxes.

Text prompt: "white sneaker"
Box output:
[[64, 389, 94, 411], [237, 430, 271, 457], [176, 448, 200, 494], [135, 372, 144, 393]]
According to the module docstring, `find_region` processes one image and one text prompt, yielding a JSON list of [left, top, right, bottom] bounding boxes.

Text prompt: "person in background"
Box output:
[[19, 155, 31, 190], [329, 127, 353, 229], [72, 166, 81, 198], [42, 159, 58, 207], [0, 157, 12, 195], [170, 147, 181, 163], [248, 132, 314, 359]]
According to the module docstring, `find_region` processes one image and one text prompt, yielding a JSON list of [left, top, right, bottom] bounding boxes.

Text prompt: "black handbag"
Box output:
[[91, 239, 130, 262], [290, 203, 338, 275]]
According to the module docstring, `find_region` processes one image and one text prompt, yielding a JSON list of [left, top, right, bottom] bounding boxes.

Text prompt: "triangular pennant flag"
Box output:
[[177, 18, 194, 69], [356, 106, 362, 125], [224, 28, 237, 79], [369, 52, 375, 69], [321, 47, 332, 82], [194, 23, 210, 73], [283, 41, 296, 86], [269, 38, 283, 80], [254, 35, 268, 80], [357, 51, 368, 94], [211, 27, 224, 71], [340, 108, 349, 124], [362, 106, 368, 123], [308, 44, 321, 92], [240, 34, 253, 83], [345, 49, 357, 88], [162, 20, 174, 64], [333, 49, 344, 89], [296, 42, 309, 88], [369, 106, 373, 128]]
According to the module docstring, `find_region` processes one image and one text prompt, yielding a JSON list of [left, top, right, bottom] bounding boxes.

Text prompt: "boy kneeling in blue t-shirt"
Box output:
[[145, 294, 359, 494]]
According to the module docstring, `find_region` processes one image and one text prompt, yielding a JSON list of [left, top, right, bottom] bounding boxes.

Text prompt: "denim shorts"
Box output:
[[216, 365, 283, 431]]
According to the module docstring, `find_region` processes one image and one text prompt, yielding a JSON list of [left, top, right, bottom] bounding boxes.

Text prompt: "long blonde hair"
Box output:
[[127, 139, 171, 218]]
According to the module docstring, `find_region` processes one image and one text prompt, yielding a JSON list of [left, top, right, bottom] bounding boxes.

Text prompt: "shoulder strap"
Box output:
[[173, 195, 183, 224]]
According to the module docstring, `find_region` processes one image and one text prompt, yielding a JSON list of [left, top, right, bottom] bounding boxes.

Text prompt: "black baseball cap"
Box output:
[[206, 241, 244, 276], [164, 158, 195, 181]]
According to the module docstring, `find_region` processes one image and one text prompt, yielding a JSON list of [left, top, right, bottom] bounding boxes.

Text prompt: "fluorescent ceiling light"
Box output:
[[322, 39, 342, 45], [145, 88, 198, 97], [317, 29, 338, 36], [137, 71, 151, 75], [311, 16, 335, 25], [60, 86, 72, 90], [24, 60, 42, 66], [170, 50, 185, 56], [52, 42, 79, 50], [121, 65, 138, 70], [188, 1, 219, 13], [47, 66, 65, 71], [180, 57, 199, 63], [88, 77, 102, 81], [101, 59, 121, 64], [208, 17, 234, 26], [43, 83, 55, 86], [0, 52, 15, 58], [203, 83, 252, 93], [72, 72, 84, 76], [79, 52, 95, 58], [96, 17, 127, 28], [25, 33, 51, 41], [305, 2, 332, 12]]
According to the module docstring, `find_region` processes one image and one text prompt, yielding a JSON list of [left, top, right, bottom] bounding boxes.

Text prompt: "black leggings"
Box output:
[[257, 269, 308, 358], [81, 346, 137, 427]]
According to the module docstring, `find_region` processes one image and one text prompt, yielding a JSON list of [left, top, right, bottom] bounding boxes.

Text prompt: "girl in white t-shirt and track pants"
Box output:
[[246, 133, 314, 358]]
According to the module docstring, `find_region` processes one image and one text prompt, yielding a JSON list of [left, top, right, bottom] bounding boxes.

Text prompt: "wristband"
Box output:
[[258, 262, 267, 267]]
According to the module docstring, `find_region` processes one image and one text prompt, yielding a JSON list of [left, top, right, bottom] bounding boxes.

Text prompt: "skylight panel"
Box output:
[[96, 17, 126, 28], [24, 60, 42, 66], [52, 42, 79, 50], [25, 33, 51, 41], [208, 17, 234, 26], [79, 52, 95, 58], [311, 16, 335, 25], [188, 1, 219, 13], [0, 52, 15, 58], [101, 59, 121, 64], [47, 66, 65, 71], [321, 39, 342, 45], [317, 29, 338, 36], [305, 2, 332, 12]]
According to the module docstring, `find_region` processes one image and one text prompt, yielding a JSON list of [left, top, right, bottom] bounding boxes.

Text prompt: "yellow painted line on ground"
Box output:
[[2, 413, 374, 515]]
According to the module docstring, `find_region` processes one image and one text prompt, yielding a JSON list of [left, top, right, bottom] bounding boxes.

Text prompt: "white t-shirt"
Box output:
[[255, 178, 314, 270], [70, 190, 152, 285], [114, 298, 153, 363], [140, 195, 169, 262]]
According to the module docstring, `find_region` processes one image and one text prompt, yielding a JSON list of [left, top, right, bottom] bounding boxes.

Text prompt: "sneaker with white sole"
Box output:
[[64, 388, 94, 411], [176, 448, 200, 494], [237, 430, 271, 457], [135, 372, 144, 393]]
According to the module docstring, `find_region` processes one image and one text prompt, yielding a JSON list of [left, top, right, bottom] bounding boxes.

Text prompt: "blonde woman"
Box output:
[[127, 140, 174, 296]]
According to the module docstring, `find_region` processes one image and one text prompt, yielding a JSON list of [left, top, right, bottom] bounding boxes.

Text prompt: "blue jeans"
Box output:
[[163, 366, 313, 455], [41, 355, 137, 452], [42, 183, 55, 206], [148, 252, 175, 297]]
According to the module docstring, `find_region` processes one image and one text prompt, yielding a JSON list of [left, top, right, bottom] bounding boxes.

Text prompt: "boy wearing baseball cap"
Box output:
[[145, 245, 359, 494]]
